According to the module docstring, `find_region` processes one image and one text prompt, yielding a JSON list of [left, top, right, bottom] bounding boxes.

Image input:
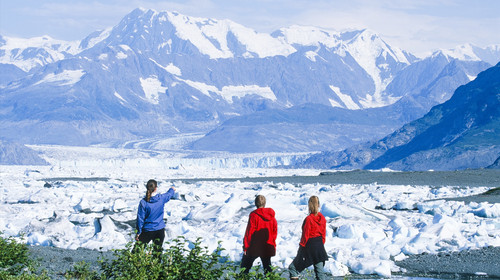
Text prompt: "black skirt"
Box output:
[[292, 236, 328, 272]]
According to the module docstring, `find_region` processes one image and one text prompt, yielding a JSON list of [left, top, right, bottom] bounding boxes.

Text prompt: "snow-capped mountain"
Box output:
[[0, 8, 499, 154], [298, 62, 500, 170], [438, 43, 500, 65], [0, 35, 80, 72]]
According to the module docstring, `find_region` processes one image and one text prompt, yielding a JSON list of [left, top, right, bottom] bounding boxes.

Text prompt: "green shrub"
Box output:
[[99, 241, 162, 280], [64, 261, 101, 280], [160, 236, 226, 279], [0, 232, 50, 279], [0, 233, 30, 274], [97, 236, 285, 280], [0, 271, 51, 280]]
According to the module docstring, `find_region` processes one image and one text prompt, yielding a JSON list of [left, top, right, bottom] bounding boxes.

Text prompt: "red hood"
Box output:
[[309, 212, 325, 225], [253, 207, 275, 221]]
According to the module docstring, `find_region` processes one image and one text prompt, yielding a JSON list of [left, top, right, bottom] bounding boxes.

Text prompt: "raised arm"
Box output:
[[162, 187, 176, 203]]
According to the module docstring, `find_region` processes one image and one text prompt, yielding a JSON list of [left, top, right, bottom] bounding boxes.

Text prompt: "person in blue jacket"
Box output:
[[135, 179, 175, 254]]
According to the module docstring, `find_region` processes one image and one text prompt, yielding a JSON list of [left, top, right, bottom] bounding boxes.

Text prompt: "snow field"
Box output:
[[1, 169, 500, 277]]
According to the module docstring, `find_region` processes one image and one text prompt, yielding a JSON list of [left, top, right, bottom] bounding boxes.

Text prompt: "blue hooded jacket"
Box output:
[[136, 188, 175, 235]]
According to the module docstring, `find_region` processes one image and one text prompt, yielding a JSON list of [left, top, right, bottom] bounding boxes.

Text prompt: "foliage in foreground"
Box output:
[[0, 232, 50, 279], [65, 236, 285, 280], [1, 232, 286, 280]]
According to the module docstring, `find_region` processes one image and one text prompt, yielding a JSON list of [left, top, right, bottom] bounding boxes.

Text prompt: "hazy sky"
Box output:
[[1, 0, 499, 56]]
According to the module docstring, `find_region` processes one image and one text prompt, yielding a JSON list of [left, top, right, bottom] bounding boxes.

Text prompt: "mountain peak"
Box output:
[[433, 43, 500, 66], [276, 25, 340, 48], [0, 35, 80, 71]]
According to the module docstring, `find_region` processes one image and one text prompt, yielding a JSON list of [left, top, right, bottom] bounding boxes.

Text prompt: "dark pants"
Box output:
[[134, 229, 165, 255], [241, 254, 272, 274], [289, 261, 326, 280]]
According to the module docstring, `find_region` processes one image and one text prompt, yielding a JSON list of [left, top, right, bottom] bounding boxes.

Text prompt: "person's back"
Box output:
[[244, 207, 277, 257], [135, 180, 175, 255], [289, 196, 328, 280], [138, 192, 173, 232], [241, 195, 278, 274]]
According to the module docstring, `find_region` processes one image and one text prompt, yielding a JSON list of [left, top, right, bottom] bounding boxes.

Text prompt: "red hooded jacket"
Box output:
[[299, 212, 326, 247], [243, 207, 278, 257]]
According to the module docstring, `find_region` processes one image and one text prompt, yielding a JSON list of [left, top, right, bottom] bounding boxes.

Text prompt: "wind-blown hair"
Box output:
[[145, 179, 158, 202], [308, 196, 320, 215], [255, 195, 266, 208]]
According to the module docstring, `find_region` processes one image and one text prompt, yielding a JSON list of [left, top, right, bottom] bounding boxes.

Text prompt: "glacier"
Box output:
[[1, 144, 500, 277]]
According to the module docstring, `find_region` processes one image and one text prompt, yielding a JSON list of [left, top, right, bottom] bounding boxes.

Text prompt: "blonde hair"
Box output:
[[308, 196, 320, 215], [255, 195, 266, 208]]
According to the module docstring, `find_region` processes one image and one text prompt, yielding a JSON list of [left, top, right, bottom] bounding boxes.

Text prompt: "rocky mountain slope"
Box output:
[[0, 8, 499, 155], [299, 62, 500, 170]]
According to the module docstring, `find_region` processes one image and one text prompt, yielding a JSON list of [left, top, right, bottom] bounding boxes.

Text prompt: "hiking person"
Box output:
[[134, 179, 175, 254], [241, 195, 278, 274], [289, 196, 328, 280]]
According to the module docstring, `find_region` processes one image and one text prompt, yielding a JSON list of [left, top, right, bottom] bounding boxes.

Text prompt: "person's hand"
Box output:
[[171, 187, 176, 192], [135, 234, 140, 241]]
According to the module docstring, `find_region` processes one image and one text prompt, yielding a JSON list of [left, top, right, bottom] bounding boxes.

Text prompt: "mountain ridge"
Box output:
[[0, 8, 499, 159], [298, 62, 500, 170]]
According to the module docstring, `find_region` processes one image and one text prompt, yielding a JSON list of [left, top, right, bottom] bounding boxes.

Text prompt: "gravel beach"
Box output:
[[28, 244, 500, 279], [28, 246, 114, 279]]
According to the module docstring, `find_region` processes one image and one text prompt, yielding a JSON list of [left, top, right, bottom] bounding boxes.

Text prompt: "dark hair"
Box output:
[[255, 195, 266, 208], [145, 179, 158, 202]]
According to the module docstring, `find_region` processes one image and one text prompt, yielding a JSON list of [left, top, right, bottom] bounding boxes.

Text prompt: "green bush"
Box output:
[[96, 236, 285, 280], [2, 232, 286, 279], [0, 233, 30, 274], [0, 232, 50, 279], [160, 237, 226, 279], [64, 261, 101, 280], [100, 236, 230, 280], [99, 241, 163, 279]]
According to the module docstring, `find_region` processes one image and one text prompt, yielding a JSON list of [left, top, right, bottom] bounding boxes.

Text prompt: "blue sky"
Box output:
[[1, 0, 499, 56]]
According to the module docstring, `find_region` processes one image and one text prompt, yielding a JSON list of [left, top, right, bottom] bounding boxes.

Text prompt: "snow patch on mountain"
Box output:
[[180, 78, 276, 103], [328, 98, 343, 108], [34, 70, 85, 86], [116, 52, 127, 59], [181, 79, 218, 97], [149, 58, 182, 76], [114, 92, 127, 104], [305, 51, 319, 62], [140, 76, 167, 104], [330, 86, 359, 109], [467, 74, 477, 81]]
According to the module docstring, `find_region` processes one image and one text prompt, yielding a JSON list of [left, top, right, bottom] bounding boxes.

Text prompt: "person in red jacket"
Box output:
[[241, 195, 278, 274], [289, 196, 328, 280]]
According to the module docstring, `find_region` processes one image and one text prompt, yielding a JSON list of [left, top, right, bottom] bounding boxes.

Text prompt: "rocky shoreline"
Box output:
[[27, 244, 500, 279], [396, 246, 500, 279]]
